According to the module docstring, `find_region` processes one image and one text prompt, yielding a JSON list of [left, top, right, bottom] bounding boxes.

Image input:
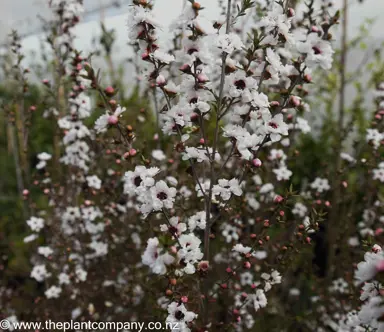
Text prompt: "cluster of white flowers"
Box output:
[[58, 68, 92, 172], [124, 165, 177, 217], [36, 152, 52, 169], [333, 245, 384, 331]]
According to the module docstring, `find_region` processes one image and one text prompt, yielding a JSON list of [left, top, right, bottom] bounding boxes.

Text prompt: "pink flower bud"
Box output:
[[311, 26, 319, 33], [244, 261, 251, 269], [290, 96, 301, 107], [170, 246, 177, 254], [304, 73, 312, 83], [375, 228, 384, 236], [376, 260, 384, 272], [270, 101, 280, 107], [105, 86, 115, 97], [129, 149, 137, 156], [252, 158, 262, 167], [197, 73, 209, 83], [288, 8, 295, 17], [141, 52, 150, 61], [108, 115, 118, 125], [22, 189, 29, 196], [226, 267, 232, 273], [180, 64, 191, 73], [198, 260, 209, 271], [181, 296, 188, 303], [199, 138, 205, 145], [156, 75, 166, 86], [30, 106, 36, 112], [274, 195, 283, 203]]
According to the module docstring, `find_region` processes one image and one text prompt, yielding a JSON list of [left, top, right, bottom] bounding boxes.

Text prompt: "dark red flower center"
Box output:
[[175, 310, 185, 320], [269, 122, 278, 129], [134, 176, 142, 187], [157, 192, 168, 200], [312, 46, 322, 55], [234, 80, 246, 90]]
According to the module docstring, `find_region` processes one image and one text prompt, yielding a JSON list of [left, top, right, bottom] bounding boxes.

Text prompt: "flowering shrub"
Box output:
[[1, 0, 384, 331]]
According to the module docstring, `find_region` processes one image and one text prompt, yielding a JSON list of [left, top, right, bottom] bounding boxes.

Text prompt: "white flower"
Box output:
[[178, 233, 203, 274], [75, 266, 88, 282], [303, 216, 315, 234], [152, 149, 166, 161], [88, 240, 108, 257], [31, 264, 51, 282], [355, 246, 383, 283], [295, 117, 311, 133], [36, 152, 52, 169], [94, 106, 126, 134], [373, 167, 384, 183], [38, 246, 53, 258], [273, 165, 292, 181], [216, 33, 244, 54], [267, 113, 289, 142], [251, 92, 270, 111], [341, 152, 356, 163], [26, 216, 45, 232], [292, 202, 308, 218], [142, 237, 175, 275], [160, 216, 187, 236], [227, 72, 258, 103], [188, 211, 207, 231], [330, 278, 349, 294], [222, 224, 239, 243], [86, 175, 102, 189], [45, 285, 62, 299], [233, 244, 252, 254], [166, 302, 197, 332], [296, 33, 334, 70], [150, 180, 177, 211], [252, 289, 268, 311], [124, 166, 160, 196], [241, 272, 254, 286], [153, 50, 175, 64], [269, 149, 287, 162], [24, 234, 38, 243], [310, 177, 330, 193], [213, 178, 243, 201], [259, 4, 292, 45], [58, 273, 71, 285]]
